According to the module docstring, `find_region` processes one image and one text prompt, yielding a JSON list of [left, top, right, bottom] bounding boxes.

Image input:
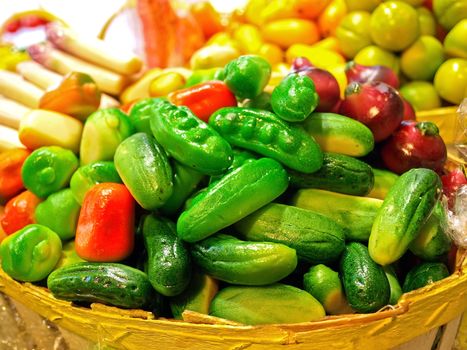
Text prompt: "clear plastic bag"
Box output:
[[446, 185, 467, 249], [455, 98, 467, 161]]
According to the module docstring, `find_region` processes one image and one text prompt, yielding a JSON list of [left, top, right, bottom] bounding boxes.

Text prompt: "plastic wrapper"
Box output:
[[455, 98, 467, 160], [446, 185, 467, 249]]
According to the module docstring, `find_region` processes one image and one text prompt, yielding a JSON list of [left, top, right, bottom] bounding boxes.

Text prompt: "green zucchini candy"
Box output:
[[69, 161, 122, 205], [209, 107, 323, 174], [367, 168, 399, 200], [409, 202, 451, 261], [114, 133, 173, 210], [47, 262, 154, 309], [209, 283, 325, 325], [142, 214, 191, 296], [288, 152, 375, 196], [303, 264, 353, 315], [340, 242, 390, 313], [383, 265, 403, 305], [150, 101, 233, 176], [235, 203, 346, 264], [170, 271, 219, 319], [290, 188, 382, 242], [302, 112, 374, 157], [79, 108, 135, 165], [176, 157, 289, 243], [402, 262, 450, 293], [369, 168, 442, 266], [160, 160, 205, 216], [191, 234, 297, 285]]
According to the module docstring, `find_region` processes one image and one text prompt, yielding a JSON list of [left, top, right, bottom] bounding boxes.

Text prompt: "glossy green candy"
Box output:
[[80, 108, 135, 165], [35, 188, 81, 240], [223, 55, 271, 99], [209, 107, 323, 173], [176, 157, 289, 243], [69, 161, 122, 205], [191, 233, 297, 285], [150, 101, 233, 175], [383, 265, 403, 305], [160, 160, 205, 216], [185, 68, 225, 87], [209, 148, 257, 185], [114, 133, 173, 210], [129, 97, 166, 134], [243, 91, 273, 111], [402, 262, 449, 293], [22, 146, 79, 198], [0, 224, 62, 282], [271, 74, 319, 122]]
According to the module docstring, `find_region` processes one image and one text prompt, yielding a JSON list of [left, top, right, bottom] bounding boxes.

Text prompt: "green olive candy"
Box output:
[[0, 224, 62, 282], [160, 160, 205, 216], [114, 133, 173, 210], [150, 101, 233, 176], [223, 55, 271, 99], [271, 74, 319, 122], [69, 161, 122, 205], [176, 157, 289, 243], [209, 107, 323, 173], [79, 108, 135, 165], [191, 233, 297, 285], [129, 97, 166, 134], [22, 146, 79, 198], [35, 188, 81, 240]]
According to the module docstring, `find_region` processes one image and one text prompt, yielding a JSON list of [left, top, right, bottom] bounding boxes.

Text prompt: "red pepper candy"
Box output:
[[75, 183, 135, 262], [168, 81, 237, 122], [1, 190, 42, 235], [0, 148, 31, 204]]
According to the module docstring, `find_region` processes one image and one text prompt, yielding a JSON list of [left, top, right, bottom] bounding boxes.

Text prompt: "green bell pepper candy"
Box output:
[[271, 73, 319, 122], [35, 188, 81, 240], [0, 224, 62, 282], [69, 161, 122, 205], [223, 55, 271, 99], [22, 146, 79, 198], [185, 68, 225, 87], [129, 97, 166, 134], [79, 108, 135, 165], [160, 160, 205, 216]]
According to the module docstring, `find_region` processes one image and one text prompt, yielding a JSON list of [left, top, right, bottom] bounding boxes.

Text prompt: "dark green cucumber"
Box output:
[[191, 233, 297, 285], [235, 203, 346, 264], [409, 202, 451, 261], [302, 112, 374, 157], [291, 188, 382, 241], [209, 107, 323, 173], [47, 262, 154, 309], [288, 152, 374, 196], [114, 132, 173, 210], [210, 283, 325, 325], [402, 262, 450, 293], [369, 168, 442, 266], [340, 242, 390, 313], [142, 214, 191, 296]]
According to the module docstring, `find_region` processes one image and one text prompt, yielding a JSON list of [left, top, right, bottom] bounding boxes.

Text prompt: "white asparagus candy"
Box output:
[[28, 43, 128, 95], [0, 70, 43, 108], [46, 22, 143, 75], [0, 96, 31, 129], [0, 124, 25, 151]]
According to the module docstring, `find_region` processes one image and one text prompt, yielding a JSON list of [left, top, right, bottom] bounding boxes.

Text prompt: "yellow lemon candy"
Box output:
[[327, 64, 348, 98], [257, 43, 284, 65], [286, 44, 346, 69], [148, 72, 186, 97], [444, 19, 467, 59], [233, 24, 263, 54], [262, 19, 320, 49], [434, 58, 467, 105], [190, 45, 240, 70], [354, 45, 400, 74], [335, 11, 372, 59]]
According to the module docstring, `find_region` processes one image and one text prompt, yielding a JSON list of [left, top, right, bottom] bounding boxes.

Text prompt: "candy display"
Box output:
[[0, 1, 466, 349]]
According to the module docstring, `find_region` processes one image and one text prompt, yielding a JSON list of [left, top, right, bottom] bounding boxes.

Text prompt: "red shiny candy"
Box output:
[[345, 61, 400, 89]]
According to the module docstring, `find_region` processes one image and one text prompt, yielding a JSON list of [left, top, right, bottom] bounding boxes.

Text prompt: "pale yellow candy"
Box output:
[[19, 109, 83, 153], [149, 72, 186, 97], [0, 125, 25, 152], [0, 70, 43, 108], [257, 43, 283, 66], [233, 24, 263, 54], [190, 45, 240, 70]]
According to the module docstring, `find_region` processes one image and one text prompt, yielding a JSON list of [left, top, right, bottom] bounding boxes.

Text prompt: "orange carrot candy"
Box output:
[[0, 190, 42, 235], [0, 148, 31, 204], [189, 1, 224, 39]]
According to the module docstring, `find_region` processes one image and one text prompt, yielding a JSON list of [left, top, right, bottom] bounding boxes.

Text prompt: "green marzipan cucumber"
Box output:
[[340, 242, 390, 313], [142, 214, 191, 297], [402, 262, 450, 293], [288, 152, 375, 196], [47, 262, 154, 309], [302, 112, 374, 157], [209, 283, 325, 325], [369, 168, 442, 266], [235, 203, 346, 264], [290, 188, 382, 242], [191, 233, 297, 285]]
